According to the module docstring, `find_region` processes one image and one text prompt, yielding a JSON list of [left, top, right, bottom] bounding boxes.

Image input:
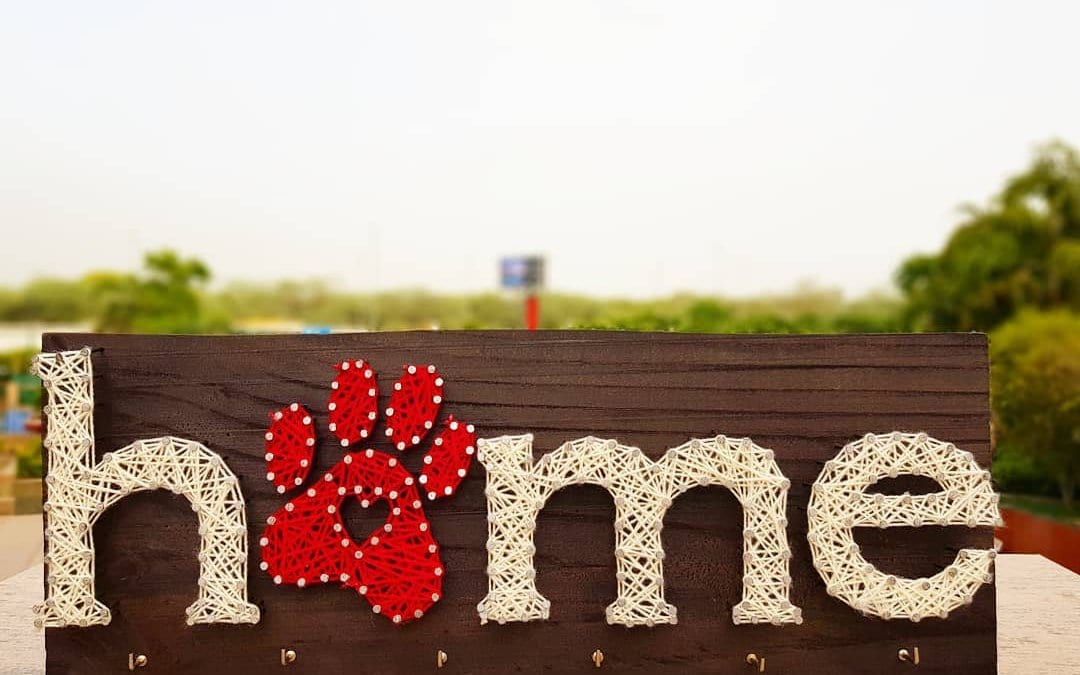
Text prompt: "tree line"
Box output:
[[0, 263, 905, 334]]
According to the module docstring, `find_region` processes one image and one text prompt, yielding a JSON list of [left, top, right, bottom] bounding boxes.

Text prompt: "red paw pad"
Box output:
[[419, 416, 477, 501], [384, 365, 444, 451], [328, 360, 378, 446], [264, 404, 315, 494]]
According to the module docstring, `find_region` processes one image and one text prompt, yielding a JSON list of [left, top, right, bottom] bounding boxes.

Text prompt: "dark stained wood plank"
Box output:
[[42, 332, 994, 674]]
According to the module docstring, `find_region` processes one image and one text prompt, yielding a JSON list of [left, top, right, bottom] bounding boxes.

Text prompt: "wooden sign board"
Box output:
[[40, 332, 995, 674]]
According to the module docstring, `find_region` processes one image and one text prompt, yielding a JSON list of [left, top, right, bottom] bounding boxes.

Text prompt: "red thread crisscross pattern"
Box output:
[[259, 359, 475, 624]]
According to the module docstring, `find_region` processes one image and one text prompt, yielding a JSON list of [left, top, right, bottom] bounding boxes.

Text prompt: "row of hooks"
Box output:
[[125, 646, 922, 671]]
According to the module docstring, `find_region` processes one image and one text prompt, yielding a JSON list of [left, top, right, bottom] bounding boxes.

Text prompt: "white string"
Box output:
[[31, 348, 260, 628], [476, 434, 801, 627], [807, 431, 1001, 621], [29, 348, 999, 628]]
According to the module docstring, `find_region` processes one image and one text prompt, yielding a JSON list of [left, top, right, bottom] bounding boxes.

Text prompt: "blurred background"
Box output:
[[0, 2, 1077, 574]]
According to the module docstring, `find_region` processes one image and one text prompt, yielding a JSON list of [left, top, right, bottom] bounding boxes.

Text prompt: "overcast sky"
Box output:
[[3, 1, 1079, 298]]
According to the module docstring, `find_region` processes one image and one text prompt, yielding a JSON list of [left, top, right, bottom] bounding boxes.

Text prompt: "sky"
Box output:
[[2, 1, 1079, 298]]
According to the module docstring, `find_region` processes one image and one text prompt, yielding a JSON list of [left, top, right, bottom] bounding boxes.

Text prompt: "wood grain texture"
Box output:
[[41, 331, 995, 674], [18, 554, 1072, 675]]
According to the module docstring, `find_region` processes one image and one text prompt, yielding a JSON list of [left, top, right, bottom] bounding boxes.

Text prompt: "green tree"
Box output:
[[679, 299, 734, 332], [898, 140, 1080, 332], [991, 310, 1080, 508], [90, 250, 227, 333], [0, 278, 91, 322]]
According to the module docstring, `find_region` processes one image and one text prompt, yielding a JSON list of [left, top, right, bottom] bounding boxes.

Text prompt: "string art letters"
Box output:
[[807, 432, 1002, 621], [258, 360, 477, 625], [32, 348, 259, 628], [476, 434, 801, 627], [477, 432, 1000, 627]]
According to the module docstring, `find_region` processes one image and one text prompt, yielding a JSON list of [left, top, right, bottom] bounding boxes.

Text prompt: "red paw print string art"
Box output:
[[258, 360, 477, 624]]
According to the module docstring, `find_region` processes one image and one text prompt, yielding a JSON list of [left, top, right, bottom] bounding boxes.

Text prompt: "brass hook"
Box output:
[[592, 649, 604, 668], [127, 654, 148, 671], [898, 647, 920, 666], [436, 650, 448, 669], [280, 648, 297, 666], [746, 653, 765, 672]]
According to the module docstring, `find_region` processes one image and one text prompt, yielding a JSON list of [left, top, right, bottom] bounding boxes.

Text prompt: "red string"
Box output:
[[265, 404, 315, 494], [419, 416, 477, 501], [384, 364, 444, 451], [328, 359, 379, 446], [259, 359, 475, 624]]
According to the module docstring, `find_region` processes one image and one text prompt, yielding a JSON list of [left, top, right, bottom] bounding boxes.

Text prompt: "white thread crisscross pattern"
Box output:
[[476, 434, 801, 627], [32, 348, 260, 628], [807, 431, 1001, 621]]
